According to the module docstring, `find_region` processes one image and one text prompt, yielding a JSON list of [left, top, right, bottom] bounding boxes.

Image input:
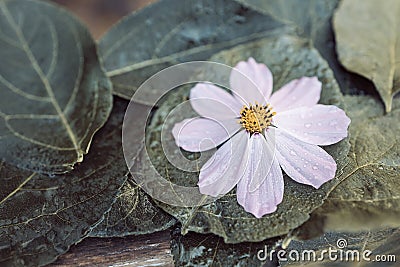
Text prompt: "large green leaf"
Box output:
[[98, 0, 289, 101], [333, 0, 400, 112], [90, 175, 177, 238], [308, 95, 400, 232], [0, 0, 112, 173], [142, 35, 350, 243], [0, 98, 128, 267]]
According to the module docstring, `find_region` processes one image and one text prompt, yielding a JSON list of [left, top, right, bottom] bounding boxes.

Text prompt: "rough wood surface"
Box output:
[[50, 231, 174, 267]]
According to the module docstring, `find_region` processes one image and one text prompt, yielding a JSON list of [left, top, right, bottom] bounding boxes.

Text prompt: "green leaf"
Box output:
[[89, 175, 176, 238], [333, 0, 400, 112], [234, 0, 378, 96], [98, 0, 289, 101], [309, 95, 400, 232], [281, 228, 399, 266], [0, 0, 113, 173], [0, 98, 128, 267], [234, 0, 338, 54], [171, 225, 279, 267], [142, 35, 351, 243]]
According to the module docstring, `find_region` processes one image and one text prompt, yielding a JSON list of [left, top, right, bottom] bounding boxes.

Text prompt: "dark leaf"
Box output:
[[308, 95, 400, 232], [171, 225, 280, 267], [0, 0, 113, 173], [90, 175, 176, 238], [334, 0, 400, 112], [141, 35, 350, 243], [0, 98, 128, 267], [98, 0, 289, 101], [234, 0, 377, 96]]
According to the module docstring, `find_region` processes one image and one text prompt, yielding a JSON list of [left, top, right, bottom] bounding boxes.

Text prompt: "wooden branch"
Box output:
[[50, 231, 174, 267]]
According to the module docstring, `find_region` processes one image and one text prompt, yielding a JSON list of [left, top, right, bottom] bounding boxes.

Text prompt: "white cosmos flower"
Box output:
[[172, 58, 350, 218]]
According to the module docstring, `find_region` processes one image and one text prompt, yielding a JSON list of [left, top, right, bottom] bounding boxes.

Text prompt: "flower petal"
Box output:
[[172, 117, 240, 152], [190, 83, 242, 120], [198, 131, 249, 197], [273, 105, 350, 145], [275, 128, 337, 189], [270, 77, 321, 113], [237, 133, 284, 218], [229, 57, 273, 105]]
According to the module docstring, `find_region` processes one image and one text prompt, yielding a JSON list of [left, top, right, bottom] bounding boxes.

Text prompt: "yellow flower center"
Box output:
[[239, 102, 276, 134]]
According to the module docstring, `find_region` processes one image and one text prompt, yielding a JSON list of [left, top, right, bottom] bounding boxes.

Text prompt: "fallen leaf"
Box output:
[[98, 0, 289, 101], [308, 95, 400, 232], [0, 0, 113, 173], [90, 175, 176, 238], [171, 225, 280, 267], [0, 98, 128, 266], [334, 0, 400, 112]]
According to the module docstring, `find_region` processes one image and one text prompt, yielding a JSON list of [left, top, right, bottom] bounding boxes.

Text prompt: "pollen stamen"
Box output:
[[238, 101, 276, 134]]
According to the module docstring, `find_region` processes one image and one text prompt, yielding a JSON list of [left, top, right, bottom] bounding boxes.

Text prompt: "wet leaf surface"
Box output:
[[171, 225, 279, 267], [0, 0, 113, 174], [98, 0, 289, 101], [334, 0, 400, 112], [309, 95, 400, 232], [142, 35, 351, 243], [90, 175, 177, 238], [233, 0, 378, 97], [0, 98, 128, 266]]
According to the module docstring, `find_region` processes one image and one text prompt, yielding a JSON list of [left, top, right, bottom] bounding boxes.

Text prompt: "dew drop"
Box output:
[[317, 122, 322, 126], [303, 164, 307, 168], [329, 120, 338, 126], [304, 123, 312, 128], [312, 165, 318, 170], [329, 107, 338, 113], [290, 150, 297, 156], [296, 167, 301, 171]]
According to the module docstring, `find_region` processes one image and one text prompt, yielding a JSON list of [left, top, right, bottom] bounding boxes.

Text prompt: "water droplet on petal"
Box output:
[[312, 165, 318, 170], [290, 150, 297, 156], [317, 122, 322, 126], [329, 107, 338, 113], [304, 123, 312, 128], [329, 120, 338, 126]]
